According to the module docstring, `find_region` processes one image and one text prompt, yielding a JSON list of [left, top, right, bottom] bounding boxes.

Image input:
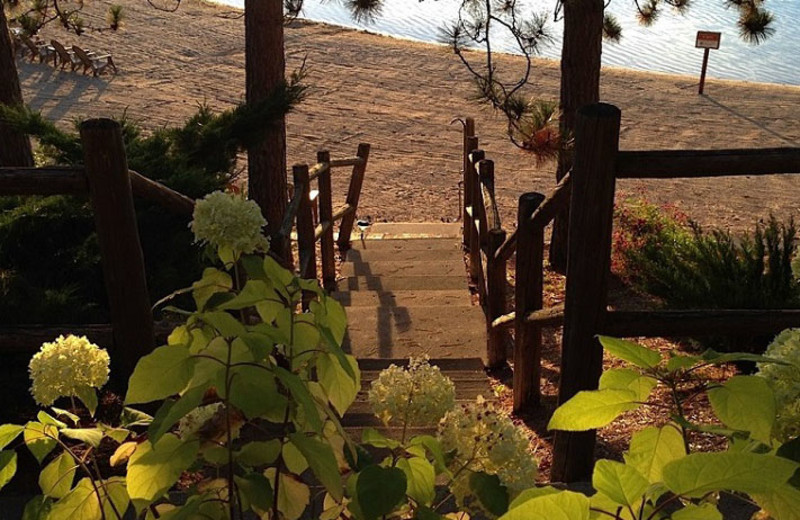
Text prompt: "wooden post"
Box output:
[[317, 151, 336, 291], [698, 48, 710, 95], [467, 147, 484, 286], [462, 118, 475, 248], [293, 164, 316, 282], [550, 103, 621, 483], [486, 228, 507, 368], [79, 118, 155, 385], [514, 192, 546, 412], [337, 143, 371, 251]]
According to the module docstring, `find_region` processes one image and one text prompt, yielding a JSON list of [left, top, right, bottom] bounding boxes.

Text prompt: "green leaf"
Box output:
[[236, 440, 281, 467], [414, 506, 445, 520], [0, 450, 17, 491], [361, 428, 400, 449], [624, 425, 686, 483], [192, 268, 233, 311], [127, 434, 198, 512], [662, 452, 799, 498], [469, 471, 509, 517], [60, 428, 104, 448], [256, 300, 284, 323], [0, 424, 23, 450], [50, 408, 80, 426], [356, 465, 407, 520], [39, 452, 76, 499], [598, 368, 657, 401], [228, 365, 283, 418], [409, 435, 448, 474], [265, 468, 310, 520], [318, 353, 360, 416], [753, 483, 800, 520], [592, 460, 648, 508], [125, 345, 194, 404], [398, 456, 436, 506], [218, 280, 273, 310], [290, 432, 343, 500], [48, 477, 129, 520], [235, 472, 273, 514], [237, 333, 274, 360], [23, 422, 58, 464], [74, 386, 98, 417], [282, 440, 309, 475], [148, 384, 206, 444], [263, 255, 294, 290], [119, 407, 153, 428], [37, 411, 66, 429], [671, 503, 723, 520], [666, 354, 701, 373], [500, 490, 590, 520], [598, 336, 661, 369], [22, 496, 52, 520], [197, 311, 247, 338], [707, 375, 775, 443], [508, 486, 561, 510], [701, 349, 792, 366], [777, 436, 800, 488], [548, 389, 638, 431], [275, 366, 323, 432]]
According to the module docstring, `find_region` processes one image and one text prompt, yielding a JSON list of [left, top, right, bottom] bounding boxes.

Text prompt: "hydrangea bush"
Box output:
[[758, 328, 800, 441]]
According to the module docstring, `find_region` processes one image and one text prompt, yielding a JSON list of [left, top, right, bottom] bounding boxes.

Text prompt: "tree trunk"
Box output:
[[549, 0, 604, 272], [245, 0, 289, 264], [0, 7, 34, 167]]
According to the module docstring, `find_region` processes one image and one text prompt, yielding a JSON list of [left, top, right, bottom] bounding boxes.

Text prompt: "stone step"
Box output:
[[340, 259, 465, 278], [345, 246, 461, 263], [342, 305, 486, 359], [351, 238, 461, 252], [334, 290, 473, 308], [339, 275, 467, 292]]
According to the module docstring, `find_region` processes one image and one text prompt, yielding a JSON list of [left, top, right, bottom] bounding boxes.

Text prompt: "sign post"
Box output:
[[696, 31, 721, 95]]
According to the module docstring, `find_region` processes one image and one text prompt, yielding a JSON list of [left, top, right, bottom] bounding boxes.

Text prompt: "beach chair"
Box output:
[[50, 39, 81, 71], [20, 35, 55, 64], [71, 44, 117, 77]]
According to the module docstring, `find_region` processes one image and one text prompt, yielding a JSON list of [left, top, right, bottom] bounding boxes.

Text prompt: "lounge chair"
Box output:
[[50, 39, 81, 71], [71, 44, 117, 76], [20, 34, 55, 64]]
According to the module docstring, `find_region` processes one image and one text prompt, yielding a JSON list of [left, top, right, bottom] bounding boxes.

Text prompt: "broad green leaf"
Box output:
[[263, 256, 294, 291], [37, 411, 66, 429], [548, 389, 638, 431], [148, 384, 206, 444], [707, 375, 775, 443], [241, 254, 267, 280], [125, 345, 194, 404], [119, 407, 153, 428], [237, 333, 274, 361], [753, 483, 800, 520], [508, 486, 560, 510], [598, 368, 657, 402], [74, 386, 98, 417], [318, 353, 360, 416], [671, 503, 723, 520], [99, 425, 129, 444], [624, 425, 686, 482], [777, 436, 800, 488], [197, 311, 247, 338], [398, 456, 436, 506], [290, 432, 343, 500], [0, 424, 23, 450], [127, 434, 198, 512], [0, 450, 17, 491], [275, 367, 323, 432], [592, 460, 648, 508], [110, 442, 137, 467], [362, 427, 400, 449], [290, 314, 321, 363], [469, 471, 509, 517], [60, 428, 103, 448], [356, 465, 407, 520], [701, 349, 792, 366], [39, 452, 76, 498], [282, 439, 309, 475], [311, 295, 348, 346], [414, 506, 445, 520], [598, 336, 661, 369], [666, 354, 701, 373], [499, 490, 590, 520], [236, 440, 281, 467], [23, 422, 58, 464], [409, 435, 447, 474], [167, 325, 191, 347], [256, 300, 284, 324], [235, 472, 273, 514], [588, 492, 638, 520], [192, 268, 232, 311], [265, 468, 310, 520], [663, 452, 799, 498], [48, 477, 129, 520], [22, 496, 52, 520], [228, 365, 283, 418], [218, 280, 273, 310]]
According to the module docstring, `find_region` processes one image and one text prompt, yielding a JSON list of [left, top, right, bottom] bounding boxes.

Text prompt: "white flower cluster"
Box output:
[[191, 191, 269, 256], [757, 328, 800, 441], [28, 335, 110, 407], [438, 396, 538, 503], [368, 357, 456, 427]]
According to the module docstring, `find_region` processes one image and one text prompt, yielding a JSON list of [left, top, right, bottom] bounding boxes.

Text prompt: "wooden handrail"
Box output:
[[492, 311, 515, 329], [616, 148, 800, 179], [308, 161, 330, 182], [525, 305, 565, 327], [494, 172, 572, 262], [330, 157, 365, 168], [277, 179, 305, 240], [602, 309, 800, 337], [315, 220, 332, 240], [332, 203, 354, 222], [128, 170, 195, 215], [478, 160, 502, 231]]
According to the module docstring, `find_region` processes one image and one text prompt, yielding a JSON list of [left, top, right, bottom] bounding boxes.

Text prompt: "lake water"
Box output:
[[220, 0, 800, 86]]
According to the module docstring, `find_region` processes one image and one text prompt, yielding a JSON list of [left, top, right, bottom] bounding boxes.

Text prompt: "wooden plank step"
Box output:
[[333, 289, 472, 308], [345, 247, 460, 263], [341, 259, 465, 278], [339, 275, 467, 292], [351, 238, 461, 252]]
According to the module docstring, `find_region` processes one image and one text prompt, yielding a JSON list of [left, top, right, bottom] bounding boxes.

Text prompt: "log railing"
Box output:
[[280, 144, 371, 292]]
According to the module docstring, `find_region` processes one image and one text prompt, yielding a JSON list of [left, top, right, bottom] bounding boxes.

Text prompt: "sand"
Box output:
[[16, 0, 800, 232]]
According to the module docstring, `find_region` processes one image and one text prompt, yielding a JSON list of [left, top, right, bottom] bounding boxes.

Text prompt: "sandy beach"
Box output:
[[17, 0, 800, 232]]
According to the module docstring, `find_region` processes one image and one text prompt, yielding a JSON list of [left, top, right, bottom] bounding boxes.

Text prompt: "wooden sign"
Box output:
[[696, 31, 721, 50]]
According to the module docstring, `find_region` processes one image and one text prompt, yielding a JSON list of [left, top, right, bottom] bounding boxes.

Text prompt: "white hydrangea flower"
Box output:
[[28, 335, 110, 407], [190, 191, 269, 256], [368, 357, 456, 428], [438, 396, 538, 509], [757, 328, 800, 441]]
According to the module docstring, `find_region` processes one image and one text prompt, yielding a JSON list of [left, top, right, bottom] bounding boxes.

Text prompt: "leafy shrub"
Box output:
[[758, 329, 800, 442]]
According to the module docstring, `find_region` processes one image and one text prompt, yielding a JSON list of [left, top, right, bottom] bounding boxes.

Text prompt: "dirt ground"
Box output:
[[15, 0, 800, 236]]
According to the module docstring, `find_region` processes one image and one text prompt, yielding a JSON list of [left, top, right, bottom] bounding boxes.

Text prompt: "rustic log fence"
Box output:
[[461, 107, 800, 483]]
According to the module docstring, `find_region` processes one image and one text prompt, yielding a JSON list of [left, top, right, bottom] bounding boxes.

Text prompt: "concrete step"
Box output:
[[342, 305, 486, 359], [358, 222, 461, 239], [333, 290, 473, 308], [339, 275, 467, 292], [351, 238, 461, 253], [341, 259, 465, 278], [345, 247, 461, 263]]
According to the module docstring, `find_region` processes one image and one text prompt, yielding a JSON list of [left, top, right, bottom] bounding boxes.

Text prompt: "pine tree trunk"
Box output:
[[549, 0, 604, 272], [0, 7, 34, 167], [245, 0, 289, 264]]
